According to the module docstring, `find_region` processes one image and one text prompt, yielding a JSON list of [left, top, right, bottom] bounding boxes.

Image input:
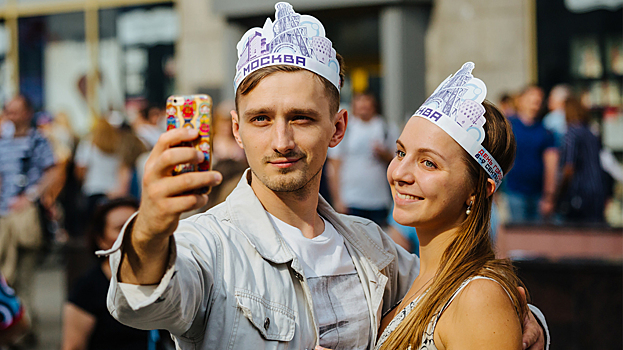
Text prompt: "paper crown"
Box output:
[[413, 62, 504, 190], [233, 2, 341, 93]]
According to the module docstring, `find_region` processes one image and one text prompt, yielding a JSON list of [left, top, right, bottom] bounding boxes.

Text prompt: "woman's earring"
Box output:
[[466, 201, 473, 215]]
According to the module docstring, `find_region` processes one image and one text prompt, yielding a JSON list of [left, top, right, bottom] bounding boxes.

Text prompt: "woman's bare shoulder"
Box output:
[[435, 278, 522, 350]]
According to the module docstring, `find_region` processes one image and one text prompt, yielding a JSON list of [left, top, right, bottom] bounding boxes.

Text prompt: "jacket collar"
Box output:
[[226, 169, 294, 264], [316, 196, 395, 272], [226, 169, 394, 270]]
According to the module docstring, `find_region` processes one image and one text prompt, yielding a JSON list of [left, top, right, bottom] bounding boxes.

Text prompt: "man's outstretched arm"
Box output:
[[119, 127, 222, 285], [99, 127, 222, 337]]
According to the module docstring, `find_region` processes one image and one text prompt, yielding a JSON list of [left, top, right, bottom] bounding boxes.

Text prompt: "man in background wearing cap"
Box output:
[[102, 3, 546, 349]]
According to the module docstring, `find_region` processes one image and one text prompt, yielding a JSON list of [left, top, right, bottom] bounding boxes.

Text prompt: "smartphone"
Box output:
[[165, 94, 213, 194]]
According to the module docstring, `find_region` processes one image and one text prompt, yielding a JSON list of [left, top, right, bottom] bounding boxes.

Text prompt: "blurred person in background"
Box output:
[[498, 92, 517, 117], [205, 100, 248, 210], [0, 95, 56, 348], [74, 114, 130, 220], [35, 111, 75, 240], [555, 97, 606, 223], [504, 86, 558, 223], [327, 92, 399, 227], [542, 84, 571, 147], [212, 100, 246, 165], [0, 273, 30, 347], [62, 197, 164, 350], [134, 104, 165, 150], [385, 208, 420, 256], [116, 113, 147, 199]]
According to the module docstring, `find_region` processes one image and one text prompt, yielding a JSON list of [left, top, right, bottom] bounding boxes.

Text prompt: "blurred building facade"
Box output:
[[0, 0, 620, 137]]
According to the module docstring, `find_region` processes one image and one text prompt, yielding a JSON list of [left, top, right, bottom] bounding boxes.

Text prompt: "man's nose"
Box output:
[[271, 119, 295, 154]]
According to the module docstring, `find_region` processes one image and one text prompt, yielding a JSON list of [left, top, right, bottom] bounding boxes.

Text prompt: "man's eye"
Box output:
[[252, 116, 268, 122], [424, 160, 436, 168], [293, 115, 312, 121]]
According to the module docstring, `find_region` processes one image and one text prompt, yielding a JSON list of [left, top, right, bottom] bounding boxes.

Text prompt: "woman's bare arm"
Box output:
[[61, 303, 96, 350], [436, 279, 523, 350]]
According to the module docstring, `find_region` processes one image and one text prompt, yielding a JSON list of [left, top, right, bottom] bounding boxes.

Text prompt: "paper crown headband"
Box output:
[[234, 2, 341, 93], [413, 62, 504, 190]]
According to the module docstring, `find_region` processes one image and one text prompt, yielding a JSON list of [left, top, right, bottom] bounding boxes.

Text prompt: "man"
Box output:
[[0, 95, 56, 346], [505, 85, 558, 223], [102, 3, 547, 349], [327, 92, 398, 227], [542, 84, 571, 147]]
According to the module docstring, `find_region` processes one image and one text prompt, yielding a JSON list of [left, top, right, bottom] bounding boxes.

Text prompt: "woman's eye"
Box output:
[[395, 150, 405, 158], [424, 160, 436, 168]]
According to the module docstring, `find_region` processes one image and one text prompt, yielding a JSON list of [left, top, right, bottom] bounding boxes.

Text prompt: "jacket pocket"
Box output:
[[234, 289, 296, 342]]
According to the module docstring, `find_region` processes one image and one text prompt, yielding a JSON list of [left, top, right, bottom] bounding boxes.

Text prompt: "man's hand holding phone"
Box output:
[[119, 127, 222, 285]]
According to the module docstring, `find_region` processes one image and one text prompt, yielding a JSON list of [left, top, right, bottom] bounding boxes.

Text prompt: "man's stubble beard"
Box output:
[[251, 157, 323, 200]]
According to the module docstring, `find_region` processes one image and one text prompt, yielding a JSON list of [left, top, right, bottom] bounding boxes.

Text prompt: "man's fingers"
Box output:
[[163, 193, 209, 213], [518, 286, 527, 304], [153, 171, 222, 198], [152, 127, 199, 155], [150, 148, 205, 177], [522, 311, 544, 350], [525, 338, 545, 350]]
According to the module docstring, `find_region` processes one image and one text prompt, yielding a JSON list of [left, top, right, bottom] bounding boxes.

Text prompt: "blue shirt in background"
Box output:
[[387, 211, 419, 256], [506, 116, 556, 196]]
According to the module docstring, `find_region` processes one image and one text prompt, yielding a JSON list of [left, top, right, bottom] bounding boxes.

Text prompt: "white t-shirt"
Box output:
[[268, 213, 371, 350], [328, 116, 398, 210], [75, 138, 122, 196]]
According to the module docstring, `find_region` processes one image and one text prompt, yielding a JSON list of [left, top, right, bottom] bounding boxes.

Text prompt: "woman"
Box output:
[[61, 197, 157, 350], [74, 116, 129, 220], [556, 96, 606, 223], [374, 63, 527, 350]]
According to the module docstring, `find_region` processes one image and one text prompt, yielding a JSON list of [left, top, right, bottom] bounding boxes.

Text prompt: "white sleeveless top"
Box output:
[[374, 276, 511, 350]]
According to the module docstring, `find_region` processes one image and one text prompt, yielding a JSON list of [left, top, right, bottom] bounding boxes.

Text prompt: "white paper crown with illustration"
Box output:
[[233, 2, 341, 93], [413, 62, 504, 190]]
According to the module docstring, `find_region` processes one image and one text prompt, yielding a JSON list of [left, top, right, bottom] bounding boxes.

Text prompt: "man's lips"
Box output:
[[269, 158, 301, 168]]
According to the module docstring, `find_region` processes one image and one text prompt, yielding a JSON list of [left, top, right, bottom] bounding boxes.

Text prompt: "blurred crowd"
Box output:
[[0, 95, 248, 349], [326, 87, 622, 256], [497, 84, 622, 225], [0, 82, 620, 348]]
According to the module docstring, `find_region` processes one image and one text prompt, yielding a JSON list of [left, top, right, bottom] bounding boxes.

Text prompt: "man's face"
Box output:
[[519, 87, 543, 120], [4, 98, 31, 127], [232, 70, 346, 195], [353, 95, 376, 121]]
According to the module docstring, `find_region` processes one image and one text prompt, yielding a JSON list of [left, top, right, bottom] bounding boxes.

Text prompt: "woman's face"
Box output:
[[98, 206, 136, 251], [387, 117, 474, 232]]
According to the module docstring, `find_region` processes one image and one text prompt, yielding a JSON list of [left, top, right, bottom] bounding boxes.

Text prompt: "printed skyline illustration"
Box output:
[[236, 2, 336, 71], [423, 62, 487, 135]]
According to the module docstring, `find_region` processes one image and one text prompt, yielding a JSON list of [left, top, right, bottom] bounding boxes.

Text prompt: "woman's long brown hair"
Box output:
[[91, 117, 120, 154], [381, 101, 528, 349]]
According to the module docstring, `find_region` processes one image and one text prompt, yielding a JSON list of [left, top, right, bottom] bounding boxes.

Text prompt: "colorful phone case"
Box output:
[[166, 94, 213, 194]]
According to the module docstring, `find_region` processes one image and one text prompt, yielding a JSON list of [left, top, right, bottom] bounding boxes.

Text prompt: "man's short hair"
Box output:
[[549, 84, 571, 102], [235, 54, 346, 116]]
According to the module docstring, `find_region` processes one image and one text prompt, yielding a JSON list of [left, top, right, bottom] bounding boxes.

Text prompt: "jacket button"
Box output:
[[294, 272, 304, 281], [264, 317, 270, 330]]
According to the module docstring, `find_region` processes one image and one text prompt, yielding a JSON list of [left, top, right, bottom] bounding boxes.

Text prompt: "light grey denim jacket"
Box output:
[[101, 170, 420, 350]]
